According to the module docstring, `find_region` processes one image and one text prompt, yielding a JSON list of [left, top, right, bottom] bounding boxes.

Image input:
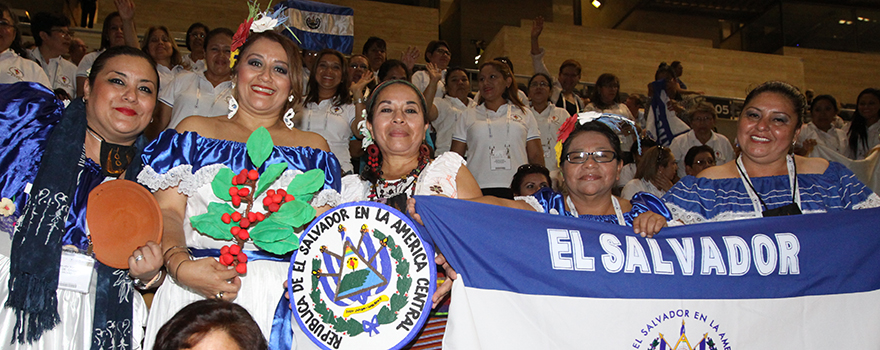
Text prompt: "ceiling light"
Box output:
[[592, 0, 602, 8], [839, 19, 846, 24]]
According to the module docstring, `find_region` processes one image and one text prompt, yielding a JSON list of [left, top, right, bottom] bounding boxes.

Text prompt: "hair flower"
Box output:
[[250, 15, 279, 33]]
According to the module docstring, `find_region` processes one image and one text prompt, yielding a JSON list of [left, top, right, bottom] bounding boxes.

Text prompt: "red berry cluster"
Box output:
[[220, 244, 248, 274], [262, 189, 295, 212], [219, 168, 296, 275]]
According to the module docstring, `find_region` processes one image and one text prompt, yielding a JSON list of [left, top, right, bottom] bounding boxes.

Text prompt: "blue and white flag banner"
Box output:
[[646, 79, 690, 146], [414, 195, 880, 349], [277, 0, 354, 54]]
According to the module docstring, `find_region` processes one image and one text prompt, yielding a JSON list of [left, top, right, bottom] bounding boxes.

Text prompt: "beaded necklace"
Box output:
[[367, 156, 429, 209]]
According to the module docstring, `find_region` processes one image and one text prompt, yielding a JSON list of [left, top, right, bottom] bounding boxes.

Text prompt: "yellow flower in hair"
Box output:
[[229, 49, 240, 69], [554, 142, 563, 166]]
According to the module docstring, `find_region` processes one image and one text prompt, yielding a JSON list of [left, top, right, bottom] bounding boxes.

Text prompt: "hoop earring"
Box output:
[[227, 82, 238, 119]]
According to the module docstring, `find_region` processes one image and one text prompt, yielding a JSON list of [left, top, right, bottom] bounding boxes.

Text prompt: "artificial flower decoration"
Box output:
[[229, 1, 300, 68], [554, 111, 642, 165], [0, 198, 14, 216], [358, 119, 374, 149]]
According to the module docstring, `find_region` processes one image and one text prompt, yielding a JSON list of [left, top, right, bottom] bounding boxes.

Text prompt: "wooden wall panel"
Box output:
[[482, 19, 804, 100], [782, 46, 880, 106], [96, 0, 438, 59]]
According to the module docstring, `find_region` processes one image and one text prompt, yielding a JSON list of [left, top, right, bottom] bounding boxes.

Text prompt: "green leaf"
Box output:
[[376, 305, 396, 324], [249, 219, 295, 243], [211, 168, 235, 200], [190, 202, 236, 241], [255, 162, 288, 197], [268, 200, 316, 228], [254, 238, 300, 255], [287, 169, 326, 196], [390, 292, 407, 311], [397, 275, 411, 293], [246, 127, 274, 168]]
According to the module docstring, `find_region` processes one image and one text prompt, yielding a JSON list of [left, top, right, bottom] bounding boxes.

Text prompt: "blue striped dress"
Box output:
[[662, 162, 880, 224]]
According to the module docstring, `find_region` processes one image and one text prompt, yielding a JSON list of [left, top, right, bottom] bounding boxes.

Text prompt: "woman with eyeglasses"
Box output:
[[621, 146, 677, 200], [663, 81, 879, 224], [181, 22, 209, 73], [684, 145, 716, 176], [464, 113, 671, 237], [669, 101, 734, 178], [412, 40, 451, 98], [0, 3, 51, 86], [529, 72, 570, 173]]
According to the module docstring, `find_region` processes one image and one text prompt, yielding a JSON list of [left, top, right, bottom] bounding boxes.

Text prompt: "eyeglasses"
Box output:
[[565, 151, 617, 164], [692, 116, 713, 123], [693, 159, 716, 166], [189, 32, 206, 38], [529, 81, 550, 88], [349, 63, 368, 70], [52, 28, 72, 37], [434, 49, 451, 56], [301, 51, 318, 58]]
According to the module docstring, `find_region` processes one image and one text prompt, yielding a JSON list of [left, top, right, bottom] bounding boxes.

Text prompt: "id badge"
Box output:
[[490, 153, 511, 170], [58, 250, 95, 294]]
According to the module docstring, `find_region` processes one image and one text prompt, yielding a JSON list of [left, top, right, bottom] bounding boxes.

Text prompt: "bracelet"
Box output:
[[163, 245, 189, 258], [131, 269, 163, 290], [355, 97, 365, 104], [170, 253, 193, 280]]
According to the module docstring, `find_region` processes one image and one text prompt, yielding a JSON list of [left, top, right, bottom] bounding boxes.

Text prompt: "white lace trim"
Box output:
[[312, 188, 342, 208], [138, 164, 194, 193], [515, 195, 545, 213], [853, 192, 880, 210]]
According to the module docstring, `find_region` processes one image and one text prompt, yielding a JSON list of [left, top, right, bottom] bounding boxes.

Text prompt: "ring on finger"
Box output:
[[134, 255, 144, 261], [215, 291, 224, 299]]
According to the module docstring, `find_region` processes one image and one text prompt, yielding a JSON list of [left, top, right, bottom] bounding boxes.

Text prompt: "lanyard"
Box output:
[[735, 154, 800, 214], [306, 101, 331, 131], [486, 103, 512, 139], [567, 195, 626, 225]]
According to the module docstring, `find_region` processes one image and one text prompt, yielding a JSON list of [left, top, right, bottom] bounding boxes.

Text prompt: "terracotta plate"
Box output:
[[87, 180, 163, 269]]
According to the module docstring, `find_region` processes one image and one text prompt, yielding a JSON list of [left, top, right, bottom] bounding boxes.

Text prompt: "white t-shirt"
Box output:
[[27, 47, 77, 97], [453, 102, 541, 188], [797, 122, 847, 156], [181, 53, 205, 73], [669, 130, 735, 178], [0, 49, 51, 87], [75, 49, 104, 79], [294, 99, 356, 173], [159, 70, 233, 129], [411, 69, 446, 98], [617, 162, 636, 189], [530, 104, 569, 172], [433, 95, 473, 155], [156, 64, 187, 94], [621, 178, 665, 200], [846, 121, 880, 160]]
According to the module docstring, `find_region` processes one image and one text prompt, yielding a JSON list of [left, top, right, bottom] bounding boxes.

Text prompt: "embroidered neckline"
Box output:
[[367, 158, 429, 202]]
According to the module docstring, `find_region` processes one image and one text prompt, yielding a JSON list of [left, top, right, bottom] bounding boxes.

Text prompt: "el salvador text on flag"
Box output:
[[414, 195, 880, 349]]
